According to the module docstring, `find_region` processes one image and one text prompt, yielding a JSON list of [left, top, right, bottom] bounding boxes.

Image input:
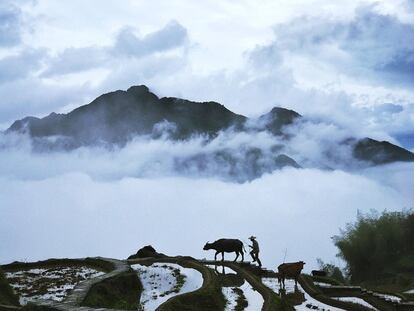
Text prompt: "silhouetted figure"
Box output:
[[248, 236, 262, 267], [203, 239, 245, 262], [277, 261, 305, 288]]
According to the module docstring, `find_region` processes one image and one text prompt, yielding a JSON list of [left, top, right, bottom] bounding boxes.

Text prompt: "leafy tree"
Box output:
[[333, 210, 414, 283]]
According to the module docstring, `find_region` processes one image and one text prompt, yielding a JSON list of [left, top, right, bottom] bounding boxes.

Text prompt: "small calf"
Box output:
[[311, 270, 327, 277]]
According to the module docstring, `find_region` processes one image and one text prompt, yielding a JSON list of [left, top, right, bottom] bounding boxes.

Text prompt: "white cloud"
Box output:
[[0, 48, 46, 82], [112, 21, 188, 57], [1, 0, 414, 269], [1, 123, 413, 267], [0, 20, 189, 127], [1, 1, 414, 144], [1, 166, 411, 270], [0, 2, 24, 47], [41, 46, 107, 76], [42, 21, 189, 77], [0, 120, 367, 182], [0, 78, 92, 125], [271, 5, 414, 86]]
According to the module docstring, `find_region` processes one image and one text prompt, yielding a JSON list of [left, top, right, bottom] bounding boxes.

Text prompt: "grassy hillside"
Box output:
[[0, 266, 20, 306], [82, 270, 142, 310]]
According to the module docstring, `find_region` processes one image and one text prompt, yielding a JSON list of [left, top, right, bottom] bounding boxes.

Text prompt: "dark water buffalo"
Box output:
[[311, 270, 327, 277], [203, 239, 245, 262], [278, 261, 305, 287]]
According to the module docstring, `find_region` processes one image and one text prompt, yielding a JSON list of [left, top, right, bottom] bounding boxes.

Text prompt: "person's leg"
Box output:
[[250, 250, 256, 262], [256, 252, 262, 267]]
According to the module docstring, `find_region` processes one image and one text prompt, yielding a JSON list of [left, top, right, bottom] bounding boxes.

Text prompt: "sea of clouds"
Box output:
[[1, 0, 414, 272], [1, 128, 413, 271]]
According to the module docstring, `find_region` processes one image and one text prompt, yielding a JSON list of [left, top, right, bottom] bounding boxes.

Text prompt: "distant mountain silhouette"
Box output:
[[353, 138, 414, 164], [256, 107, 301, 135], [7, 85, 414, 169], [8, 85, 246, 145]]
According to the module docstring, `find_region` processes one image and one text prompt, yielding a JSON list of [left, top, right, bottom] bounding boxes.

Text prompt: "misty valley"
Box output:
[[2, 85, 414, 182], [2, 2, 414, 310], [1, 85, 414, 311]]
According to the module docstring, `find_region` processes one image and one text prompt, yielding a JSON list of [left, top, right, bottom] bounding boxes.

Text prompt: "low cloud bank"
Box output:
[[0, 116, 370, 182], [1, 134, 413, 270], [0, 130, 285, 181], [1, 125, 413, 270], [1, 1, 413, 274], [0, 167, 411, 270]]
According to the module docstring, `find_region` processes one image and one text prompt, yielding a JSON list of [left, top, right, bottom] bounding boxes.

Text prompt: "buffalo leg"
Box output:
[[278, 275, 285, 289], [241, 251, 244, 262], [215, 251, 219, 261], [234, 251, 239, 262], [221, 252, 225, 261]]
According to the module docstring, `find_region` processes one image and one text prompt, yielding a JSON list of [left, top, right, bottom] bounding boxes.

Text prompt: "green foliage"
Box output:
[[0, 267, 20, 306], [2, 257, 114, 273], [158, 284, 226, 311], [316, 259, 346, 284], [333, 210, 414, 284], [21, 304, 59, 311], [82, 270, 142, 310]]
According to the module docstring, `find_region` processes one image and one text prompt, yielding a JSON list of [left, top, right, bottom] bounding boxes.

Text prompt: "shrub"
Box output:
[[316, 259, 346, 284], [333, 210, 414, 283], [0, 267, 20, 306]]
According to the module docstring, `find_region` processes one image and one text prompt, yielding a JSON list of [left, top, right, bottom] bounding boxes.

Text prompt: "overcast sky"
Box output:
[[1, 1, 414, 269], [1, 0, 414, 144]]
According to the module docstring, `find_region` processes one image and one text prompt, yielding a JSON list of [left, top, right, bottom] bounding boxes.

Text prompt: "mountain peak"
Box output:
[[353, 137, 414, 164], [269, 107, 301, 118], [257, 106, 301, 135], [5, 85, 414, 171], [7, 85, 246, 145], [126, 85, 150, 94]]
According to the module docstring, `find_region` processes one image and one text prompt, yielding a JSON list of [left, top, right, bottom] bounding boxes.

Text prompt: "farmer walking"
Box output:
[[248, 236, 262, 267]]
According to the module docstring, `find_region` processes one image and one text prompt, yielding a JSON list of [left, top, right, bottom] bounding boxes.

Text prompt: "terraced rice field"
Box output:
[[5, 266, 104, 304], [132, 263, 203, 311], [263, 277, 346, 311], [207, 264, 263, 310], [333, 297, 378, 310], [1, 257, 411, 311]]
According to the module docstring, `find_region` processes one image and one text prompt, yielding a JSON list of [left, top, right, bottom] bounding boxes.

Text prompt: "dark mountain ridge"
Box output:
[[6, 85, 414, 171], [8, 85, 247, 145]]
